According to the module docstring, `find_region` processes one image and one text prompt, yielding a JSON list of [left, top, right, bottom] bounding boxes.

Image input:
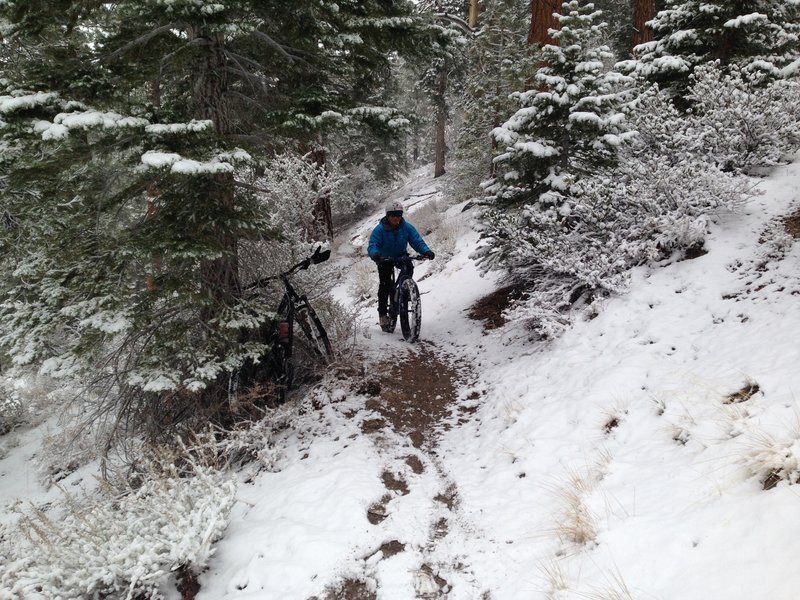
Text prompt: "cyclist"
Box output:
[[368, 199, 435, 332]]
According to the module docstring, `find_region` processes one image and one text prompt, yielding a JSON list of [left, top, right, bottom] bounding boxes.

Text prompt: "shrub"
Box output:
[[683, 63, 800, 173], [0, 454, 236, 599], [0, 392, 23, 436], [482, 77, 760, 339]]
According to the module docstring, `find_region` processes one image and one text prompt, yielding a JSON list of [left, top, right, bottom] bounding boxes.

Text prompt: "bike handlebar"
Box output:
[[246, 246, 331, 290], [376, 255, 430, 264]]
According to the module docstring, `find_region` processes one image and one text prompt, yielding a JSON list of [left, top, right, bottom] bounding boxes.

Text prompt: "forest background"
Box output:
[[0, 0, 799, 598]]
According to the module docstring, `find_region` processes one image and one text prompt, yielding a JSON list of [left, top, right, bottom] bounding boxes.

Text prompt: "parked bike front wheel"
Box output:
[[296, 307, 334, 361], [398, 278, 422, 342]]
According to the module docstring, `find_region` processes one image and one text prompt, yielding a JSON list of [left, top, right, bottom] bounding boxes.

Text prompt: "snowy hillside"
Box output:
[[188, 158, 800, 600]]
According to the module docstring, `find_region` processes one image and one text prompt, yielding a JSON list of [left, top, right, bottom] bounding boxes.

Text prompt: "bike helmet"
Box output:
[[385, 199, 404, 217]]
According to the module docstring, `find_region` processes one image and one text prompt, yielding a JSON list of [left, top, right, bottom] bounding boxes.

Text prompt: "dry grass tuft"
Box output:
[[348, 258, 377, 302], [553, 471, 598, 547], [723, 380, 760, 404], [740, 428, 800, 490], [540, 560, 570, 599]]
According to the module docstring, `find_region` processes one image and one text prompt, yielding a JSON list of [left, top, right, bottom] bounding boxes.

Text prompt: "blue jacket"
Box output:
[[368, 217, 430, 259]]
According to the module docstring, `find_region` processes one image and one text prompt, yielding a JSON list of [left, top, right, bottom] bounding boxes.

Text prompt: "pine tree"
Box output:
[[413, 1, 471, 178], [628, 0, 800, 97], [632, 0, 656, 48], [477, 1, 634, 274], [0, 0, 429, 436], [455, 0, 539, 182], [484, 2, 632, 210]]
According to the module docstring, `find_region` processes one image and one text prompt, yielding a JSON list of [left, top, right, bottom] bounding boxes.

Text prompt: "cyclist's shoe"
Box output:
[[379, 315, 392, 332]]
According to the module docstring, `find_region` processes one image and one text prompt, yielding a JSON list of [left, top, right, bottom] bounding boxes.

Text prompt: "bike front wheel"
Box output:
[[296, 307, 334, 361], [398, 278, 422, 342]]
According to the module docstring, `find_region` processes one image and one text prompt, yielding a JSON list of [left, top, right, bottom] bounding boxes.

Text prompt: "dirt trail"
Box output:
[[316, 341, 489, 600], [360, 345, 466, 449]]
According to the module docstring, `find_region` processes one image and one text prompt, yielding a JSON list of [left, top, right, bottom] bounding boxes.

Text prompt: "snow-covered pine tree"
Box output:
[[626, 0, 800, 98], [0, 0, 427, 438], [478, 0, 633, 273]]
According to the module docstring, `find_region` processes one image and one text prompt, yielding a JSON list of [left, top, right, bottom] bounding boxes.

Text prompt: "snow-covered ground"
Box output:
[[2, 159, 800, 600], [197, 160, 800, 599]]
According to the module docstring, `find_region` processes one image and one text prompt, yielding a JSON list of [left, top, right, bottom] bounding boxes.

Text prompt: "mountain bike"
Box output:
[[235, 246, 333, 404], [380, 255, 429, 343]]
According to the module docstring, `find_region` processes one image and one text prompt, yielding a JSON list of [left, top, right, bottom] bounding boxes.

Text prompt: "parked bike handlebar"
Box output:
[[246, 246, 331, 290]]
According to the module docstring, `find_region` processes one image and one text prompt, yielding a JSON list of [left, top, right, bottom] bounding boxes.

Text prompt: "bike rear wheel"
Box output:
[[268, 342, 293, 404], [398, 278, 421, 342]]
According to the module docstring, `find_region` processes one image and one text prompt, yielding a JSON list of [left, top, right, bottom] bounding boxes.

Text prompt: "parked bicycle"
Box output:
[[379, 254, 430, 343], [235, 246, 333, 404]]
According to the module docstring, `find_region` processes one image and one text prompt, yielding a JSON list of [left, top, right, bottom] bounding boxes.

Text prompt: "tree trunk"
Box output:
[[468, 0, 479, 28], [145, 183, 160, 292], [146, 80, 161, 292], [528, 0, 561, 47], [632, 0, 655, 51], [192, 30, 240, 306], [308, 145, 334, 241], [434, 68, 447, 178]]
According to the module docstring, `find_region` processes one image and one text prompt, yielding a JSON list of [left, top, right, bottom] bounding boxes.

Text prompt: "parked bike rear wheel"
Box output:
[[398, 278, 421, 342], [295, 308, 334, 360], [268, 343, 293, 404]]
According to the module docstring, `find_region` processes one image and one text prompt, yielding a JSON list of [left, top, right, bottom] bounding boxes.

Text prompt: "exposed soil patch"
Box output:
[[784, 208, 800, 237], [176, 566, 200, 600], [603, 417, 620, 433], [467, 283, 527, 330], [405, 454, 424, 474], [681, 242, 708, 261], [361, 418, 385, 434], [367, 346, 464, 449], [433, 483, 459, 511], [367, 494, 392, 525], [380, 540, 406, 558], [431, 517, 449, 540], [318, 578, 377, 600], [382, 470, 409, 495], [419, 564, 450, 596]]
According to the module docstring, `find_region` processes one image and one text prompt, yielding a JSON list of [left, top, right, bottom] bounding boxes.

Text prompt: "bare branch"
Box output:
[[226, 90, 273, 117], [435, 12, 475, 34], [250, 29, 296, 62], [101, 23, 183, 62], [225, 49, 271, 73], [233, 180, 274, 194]]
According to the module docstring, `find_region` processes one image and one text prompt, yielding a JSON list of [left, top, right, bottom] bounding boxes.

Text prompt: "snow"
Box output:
[[780, 57, 800, 77], [0, 92, 59, 115], [196, 159, 800, 598], [140, 150, 236, 175], [145, 120, 213, 134], [513, 140, 559, 158], [3, 159, 800, 598], [724, 13, 768, 28], [651, 54, 691, 72]]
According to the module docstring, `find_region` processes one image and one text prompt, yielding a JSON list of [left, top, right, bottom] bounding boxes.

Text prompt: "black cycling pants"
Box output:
[[377, 262, 394, 317]]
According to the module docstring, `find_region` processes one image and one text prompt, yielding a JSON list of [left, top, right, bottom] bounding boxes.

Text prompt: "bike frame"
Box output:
[[238, 246, 332, 402]]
